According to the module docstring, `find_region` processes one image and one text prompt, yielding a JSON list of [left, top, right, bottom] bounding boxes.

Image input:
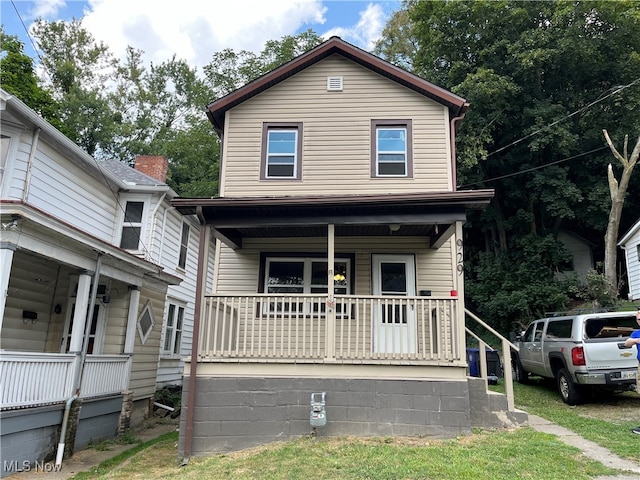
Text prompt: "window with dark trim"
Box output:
[[119, 200, 145, 250], [258, 253, 354, 316], [261, 122, 303, 180], [371, 119, 413, 177], [178, 223, 190, 269]]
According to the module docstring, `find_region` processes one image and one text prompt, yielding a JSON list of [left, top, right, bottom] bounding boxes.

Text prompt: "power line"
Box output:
[[458, 146, 609, 189], [486, 77, 640, 158], [9, 0, 53, 85]]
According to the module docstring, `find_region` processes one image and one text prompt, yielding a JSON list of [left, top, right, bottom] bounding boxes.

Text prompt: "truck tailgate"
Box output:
[[584, 340, 637, 370]]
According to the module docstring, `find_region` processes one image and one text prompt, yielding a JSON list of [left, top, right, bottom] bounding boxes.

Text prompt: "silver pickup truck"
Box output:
[[513, 310, 638, 404]]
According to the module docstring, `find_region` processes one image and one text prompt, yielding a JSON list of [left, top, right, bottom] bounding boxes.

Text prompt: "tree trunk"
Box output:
[[603, 130, 640, 292]]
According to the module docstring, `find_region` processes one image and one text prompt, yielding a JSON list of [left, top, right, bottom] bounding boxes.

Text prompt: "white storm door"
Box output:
[[372, 254, 416, 354]]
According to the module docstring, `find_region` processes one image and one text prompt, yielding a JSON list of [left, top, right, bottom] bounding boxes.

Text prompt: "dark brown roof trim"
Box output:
[[206, 36, 468, 133], [172, 189, 494, 216]]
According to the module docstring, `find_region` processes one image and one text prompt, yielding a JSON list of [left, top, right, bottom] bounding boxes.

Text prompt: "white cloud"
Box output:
[[80, 0, 327, 69], [322, 3, 386, 51], [30, 0, 66, 19]]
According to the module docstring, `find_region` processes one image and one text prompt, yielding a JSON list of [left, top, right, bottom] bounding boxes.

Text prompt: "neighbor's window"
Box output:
[[120, 200, 145, 250], [371, 120, 413, 177], [261, 123, 303, 180], [163, 303, 184, 355], [178, 223, 190, 269]]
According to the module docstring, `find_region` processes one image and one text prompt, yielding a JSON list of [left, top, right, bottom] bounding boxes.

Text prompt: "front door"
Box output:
[[61, 282, 105, 354], [372, 254, 416, 354]]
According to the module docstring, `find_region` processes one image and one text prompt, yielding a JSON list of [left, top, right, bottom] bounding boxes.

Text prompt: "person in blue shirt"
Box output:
[[624, 307, 640, 435]]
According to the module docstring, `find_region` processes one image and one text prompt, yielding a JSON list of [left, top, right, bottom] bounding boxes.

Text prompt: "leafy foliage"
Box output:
[[0, 28, 65, 133], [377, 0, 640, 327]]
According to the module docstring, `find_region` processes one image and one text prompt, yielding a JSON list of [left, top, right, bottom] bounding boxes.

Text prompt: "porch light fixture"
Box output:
[[388, 224, 401, 233]]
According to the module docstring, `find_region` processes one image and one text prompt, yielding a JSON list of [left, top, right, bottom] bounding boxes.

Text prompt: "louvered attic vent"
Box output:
[[327, 76, 343, 91]]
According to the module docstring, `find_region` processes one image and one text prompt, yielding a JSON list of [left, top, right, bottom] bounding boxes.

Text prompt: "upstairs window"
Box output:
[[178, 222, 190, 269], [371, 120, 413, 178], [119, 200, 145, 250], [261, 123, 302, 180]]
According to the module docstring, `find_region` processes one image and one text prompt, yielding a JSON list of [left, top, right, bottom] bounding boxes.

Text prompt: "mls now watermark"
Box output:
[[3, 460, 62, 474]]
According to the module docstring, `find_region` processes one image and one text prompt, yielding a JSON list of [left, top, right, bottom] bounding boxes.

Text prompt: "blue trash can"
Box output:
[[467, 348, 501, 378], [467, 348, 480, 377]]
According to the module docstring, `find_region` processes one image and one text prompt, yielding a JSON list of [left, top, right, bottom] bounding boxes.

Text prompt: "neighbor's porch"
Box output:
[[0, 352, 131, 409]]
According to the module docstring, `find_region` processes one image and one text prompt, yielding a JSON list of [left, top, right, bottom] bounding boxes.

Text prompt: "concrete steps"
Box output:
[[467, 376, 528, 428]]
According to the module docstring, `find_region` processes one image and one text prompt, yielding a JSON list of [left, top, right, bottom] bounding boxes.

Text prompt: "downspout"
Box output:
[[23, 128, 41, 203], [183, 207, 209, 462], [56, 254, 103, 467], [449, 105, 468, 192]]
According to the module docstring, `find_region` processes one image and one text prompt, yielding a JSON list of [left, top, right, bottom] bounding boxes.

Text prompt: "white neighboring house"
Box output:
[[100, 156, 215, 387], [618, 219, 640, 300], [0, 88, 211, 476]]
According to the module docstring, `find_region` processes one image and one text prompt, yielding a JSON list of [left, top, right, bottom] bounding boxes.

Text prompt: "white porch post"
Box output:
[[0, 243, 16, 331], [124, 286, 141, 354], [69, 272, 92, 353], [326, 224, 335, 360]]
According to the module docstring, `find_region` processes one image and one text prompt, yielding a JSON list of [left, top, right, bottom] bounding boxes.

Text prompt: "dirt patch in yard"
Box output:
[[575, 391, 640, 424]]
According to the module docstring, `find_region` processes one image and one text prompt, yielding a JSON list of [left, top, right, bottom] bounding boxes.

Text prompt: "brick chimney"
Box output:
[[134, 155, 168, 183]]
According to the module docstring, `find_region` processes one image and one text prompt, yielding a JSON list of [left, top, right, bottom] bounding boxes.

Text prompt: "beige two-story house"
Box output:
[[173, 37, 524, 459]]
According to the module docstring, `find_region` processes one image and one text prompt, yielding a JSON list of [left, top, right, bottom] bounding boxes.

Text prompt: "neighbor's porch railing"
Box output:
[[198, 294, 460, 363], [0, 352, 131, 409]]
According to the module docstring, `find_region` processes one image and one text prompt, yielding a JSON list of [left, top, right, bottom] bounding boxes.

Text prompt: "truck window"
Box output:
[[523, 321, 543, 342], [546, 319, 572, 338], [584, 315, 637, 339]]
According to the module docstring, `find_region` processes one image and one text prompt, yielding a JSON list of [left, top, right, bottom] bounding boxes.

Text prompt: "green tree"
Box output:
[[32, 19, 119, 155], [203, 29, 324, 98], [377, 0, 640, 329], [0, 28, 64, 132]]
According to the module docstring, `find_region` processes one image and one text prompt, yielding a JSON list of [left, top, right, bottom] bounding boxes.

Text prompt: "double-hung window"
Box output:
[[261, 123, 302, 180], [119, 199, 147, 250], [371, 120, 413, 177], [163, 303, 184, 355], [264, 257, 351, 315]]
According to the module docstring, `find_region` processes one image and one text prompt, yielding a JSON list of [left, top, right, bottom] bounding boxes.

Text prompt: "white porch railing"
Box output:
[[199, 294, 460, 363], [0, 352, 75, 409], [0, 352, 131, 410], [80, 355, 131, 398]]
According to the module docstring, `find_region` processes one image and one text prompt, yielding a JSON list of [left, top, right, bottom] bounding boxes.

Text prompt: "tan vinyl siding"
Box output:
[[100, 281, 129, 355], [1, 251, 62, 352], [221, 54, 451, 197], [214, 237, 455, 296], [128, 285, 165, 400]]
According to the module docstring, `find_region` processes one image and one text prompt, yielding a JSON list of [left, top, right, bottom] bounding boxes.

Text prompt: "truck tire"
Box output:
[[513, 357, 529, 384], [557, 368, 583, 405]]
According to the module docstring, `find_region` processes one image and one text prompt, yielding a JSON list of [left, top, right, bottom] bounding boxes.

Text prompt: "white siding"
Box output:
[[557, 231, 593, 282], [621, 224, 640, 300], [26, 142, 118, 242], [221, 55, 452, 197]]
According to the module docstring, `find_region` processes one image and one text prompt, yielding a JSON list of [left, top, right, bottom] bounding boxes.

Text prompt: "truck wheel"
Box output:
[[513, 357, 529, 384], [557, 368, 583, 405]]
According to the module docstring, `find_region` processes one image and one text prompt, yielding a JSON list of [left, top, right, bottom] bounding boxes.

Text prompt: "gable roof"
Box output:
[[618, 218, 640, 247], [206, 36, 469, 134]]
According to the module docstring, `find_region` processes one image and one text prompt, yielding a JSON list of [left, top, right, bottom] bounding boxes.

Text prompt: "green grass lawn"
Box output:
[[71, 380, 640, 480]]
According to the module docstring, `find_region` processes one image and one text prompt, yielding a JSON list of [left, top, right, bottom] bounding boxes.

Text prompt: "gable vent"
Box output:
[[327, 76, 343, 91]]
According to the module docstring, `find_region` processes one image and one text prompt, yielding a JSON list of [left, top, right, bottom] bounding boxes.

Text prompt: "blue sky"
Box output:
[[1, 0, 401, 68]]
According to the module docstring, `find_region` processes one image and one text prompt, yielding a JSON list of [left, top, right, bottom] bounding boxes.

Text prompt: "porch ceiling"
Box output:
[[172, 190, 494, 249]]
